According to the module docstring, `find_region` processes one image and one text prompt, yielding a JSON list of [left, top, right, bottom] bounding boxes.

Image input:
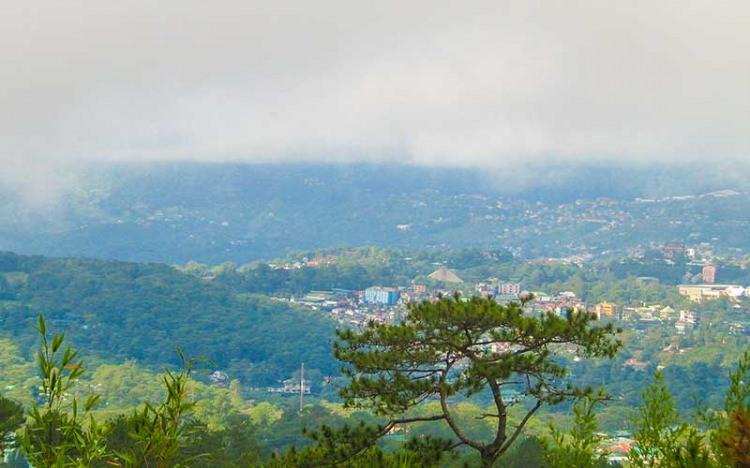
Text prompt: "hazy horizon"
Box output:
[[2, 0, 749, 202]]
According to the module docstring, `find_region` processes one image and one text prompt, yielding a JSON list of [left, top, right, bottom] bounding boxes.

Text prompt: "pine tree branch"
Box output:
[[499, 399, 543, 455]]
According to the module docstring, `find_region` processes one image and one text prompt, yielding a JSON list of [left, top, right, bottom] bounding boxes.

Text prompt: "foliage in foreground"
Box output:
[[628, 350, 750, 467], [0, 393, 23, 459], [542, 396, 608, 468], [275, 294, 621, 467], [4, 311, 750, 467], [11, 316, 259, 467]]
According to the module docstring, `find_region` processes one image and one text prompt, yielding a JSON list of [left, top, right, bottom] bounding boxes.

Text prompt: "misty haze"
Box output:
[[1, 1, 749, 467]]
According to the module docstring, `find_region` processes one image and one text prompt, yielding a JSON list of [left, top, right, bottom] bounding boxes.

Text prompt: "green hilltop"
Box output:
[[0, 251, 337, 387]]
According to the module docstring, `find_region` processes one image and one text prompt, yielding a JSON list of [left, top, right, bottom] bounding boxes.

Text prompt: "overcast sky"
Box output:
[[1, 0, 749, 198]]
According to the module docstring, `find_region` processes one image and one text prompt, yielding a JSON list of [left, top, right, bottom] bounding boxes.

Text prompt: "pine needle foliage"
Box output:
[[332, 294, 621, 467], [543, 396, 608, 468]]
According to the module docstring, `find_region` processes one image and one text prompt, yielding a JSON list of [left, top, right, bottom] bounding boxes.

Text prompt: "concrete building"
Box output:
[[702, 264, 717, 284], [499, 282, 521, 296], [678, 284, 741, 302], [364, 287, 400, 305], [675, 310, 698, 334], [594, 302, 618, 319], [475, 282, 497, 297]]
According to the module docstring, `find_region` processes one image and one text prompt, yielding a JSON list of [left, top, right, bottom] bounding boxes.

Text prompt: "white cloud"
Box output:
[[1, 0, 748, 187]]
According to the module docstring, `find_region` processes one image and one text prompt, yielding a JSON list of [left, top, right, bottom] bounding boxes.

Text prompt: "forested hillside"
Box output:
[[2, 163, 750, 264], [0, 251, 336, 385]]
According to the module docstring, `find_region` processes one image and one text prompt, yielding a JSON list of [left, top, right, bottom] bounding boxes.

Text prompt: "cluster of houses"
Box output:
[[268, 255, 338, 270], [475, 279, 522, 300], [523, 295, 702, 336], [302, 282, 457, 327], [289, 266, 470, 326], [660, 241, 716, 261], [266, 378, 311, 395], [279, 260, 750, 340], [609, 304, 700, 334], [658, 243, 750, 303]]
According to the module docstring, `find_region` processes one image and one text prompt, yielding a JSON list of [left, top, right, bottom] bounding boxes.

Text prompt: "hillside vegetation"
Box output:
[[0, 251, 337, 386], [2, 163, 750, 263]]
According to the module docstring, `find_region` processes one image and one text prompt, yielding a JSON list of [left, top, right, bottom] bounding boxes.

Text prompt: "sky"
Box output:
[[1, 0, 749, 200]]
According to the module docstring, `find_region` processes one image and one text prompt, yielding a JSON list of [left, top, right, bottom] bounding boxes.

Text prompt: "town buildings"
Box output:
[[474, 280, 522, 298], [499, 282, 521, 296], [677, 284, 744, 302], [594, 302, 618, 319], [702, 264, 717, 284], [364, 286, 400, 305], [675, 310, 698, 334]]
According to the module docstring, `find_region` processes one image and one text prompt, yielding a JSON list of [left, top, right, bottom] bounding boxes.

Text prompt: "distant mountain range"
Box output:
[[1, 162, 748, 263]]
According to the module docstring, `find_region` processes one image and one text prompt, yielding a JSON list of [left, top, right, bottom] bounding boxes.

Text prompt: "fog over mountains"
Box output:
[[2, 1, 748, 198], [2, 162, 749, 264]]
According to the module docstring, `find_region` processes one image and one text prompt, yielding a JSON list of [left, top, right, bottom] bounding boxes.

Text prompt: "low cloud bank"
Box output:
[[1, 1, 748, 200]]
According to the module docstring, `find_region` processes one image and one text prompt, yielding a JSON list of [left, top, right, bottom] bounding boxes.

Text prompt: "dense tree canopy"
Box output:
[[0, 252, 337, 386]]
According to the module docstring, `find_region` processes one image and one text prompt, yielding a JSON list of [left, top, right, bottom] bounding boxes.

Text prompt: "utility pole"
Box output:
[[299, 362, 304, 413]]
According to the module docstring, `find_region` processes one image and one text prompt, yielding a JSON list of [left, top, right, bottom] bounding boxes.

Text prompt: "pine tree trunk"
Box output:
[[480, 450, 496, 467]]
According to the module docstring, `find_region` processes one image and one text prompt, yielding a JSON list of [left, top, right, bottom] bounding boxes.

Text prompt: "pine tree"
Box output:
[[328, 294, 621, 467]]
